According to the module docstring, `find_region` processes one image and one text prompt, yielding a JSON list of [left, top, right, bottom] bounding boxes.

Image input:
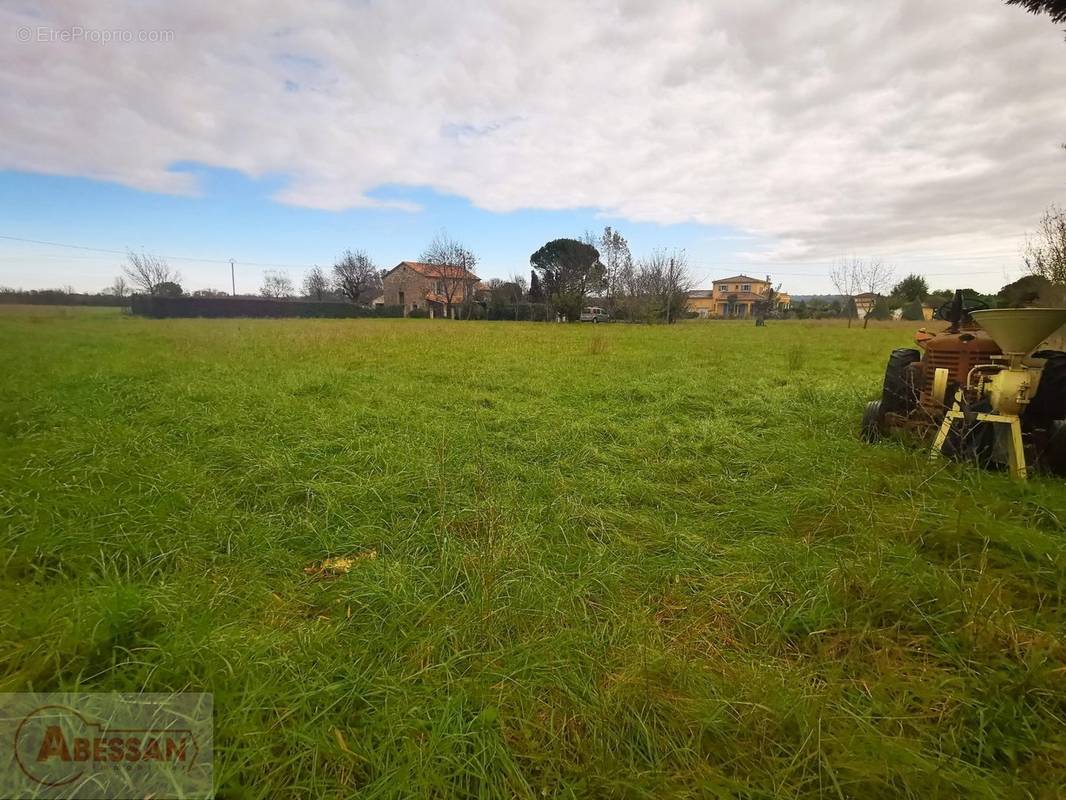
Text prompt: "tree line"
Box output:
[[100, 227, 694, 323], [813, 202, 1066, 325], [14, 201, 1065, 321], [523, 229, 692, 322]]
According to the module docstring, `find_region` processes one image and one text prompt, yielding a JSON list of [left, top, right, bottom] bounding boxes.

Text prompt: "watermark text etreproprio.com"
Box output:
[[15, 25, 175, 44]]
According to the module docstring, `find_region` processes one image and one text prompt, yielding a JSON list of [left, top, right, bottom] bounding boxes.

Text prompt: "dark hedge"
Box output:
[[0, 290, 129, 307], [131, 295, 404, 319]]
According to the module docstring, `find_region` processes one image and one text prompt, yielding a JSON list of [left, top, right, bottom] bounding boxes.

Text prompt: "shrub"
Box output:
[[901, 299, 926, 321], [867, 296, 893, 321]]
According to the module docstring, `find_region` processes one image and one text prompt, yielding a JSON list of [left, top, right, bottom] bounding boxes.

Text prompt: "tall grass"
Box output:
[[1, 307, 1064, 797]]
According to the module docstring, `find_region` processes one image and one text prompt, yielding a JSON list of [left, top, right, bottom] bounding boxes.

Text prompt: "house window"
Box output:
[[742, 284, 751, 292], [398, 290, 405, 306], [436, 280, 444, 294]]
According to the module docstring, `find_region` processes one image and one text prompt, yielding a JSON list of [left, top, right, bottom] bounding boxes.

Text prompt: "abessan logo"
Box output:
[[0, 693, 212, 799]]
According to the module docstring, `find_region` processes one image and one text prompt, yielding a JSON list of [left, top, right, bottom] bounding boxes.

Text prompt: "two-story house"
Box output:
[[381, 261, 480, 318], [687, 275, 791, 318], [853, 292, 879, 319]]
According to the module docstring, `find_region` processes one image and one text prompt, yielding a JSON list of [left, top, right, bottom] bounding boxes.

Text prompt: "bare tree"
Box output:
[[598, 226, 632, 312], [260, 270, 294, 298], [614, 252, 640, 321], [420, 231, 478, 319], [303, 265, 331, 301], [122, 250, 179, 296], [106, 276, 129, 297], [509, 272, 529, 320], [858, 258, 894, 329], [332, 250, 380, 305], [830, 257, 894, 328], [509, 272, 529, 300], [634, 249, 693, 323], [1025, 204, 1066, 288], [829, 257, 863, 328]]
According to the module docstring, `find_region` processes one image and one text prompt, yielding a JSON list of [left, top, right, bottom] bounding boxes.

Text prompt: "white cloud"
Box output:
[[2, 0, 1064, 261]]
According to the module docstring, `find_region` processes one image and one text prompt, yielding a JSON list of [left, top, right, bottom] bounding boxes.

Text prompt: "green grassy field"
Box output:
[[2, 306, 1065, 798]]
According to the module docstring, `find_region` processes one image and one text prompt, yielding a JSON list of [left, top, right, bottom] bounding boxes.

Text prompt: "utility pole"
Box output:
[[666, 257, 674, 324], [230, 259, 236, 296]]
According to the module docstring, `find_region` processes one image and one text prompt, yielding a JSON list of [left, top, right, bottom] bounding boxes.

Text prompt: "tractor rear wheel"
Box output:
[[1026, 350, 1066, 429], [1040, 420, 1066, 476], [880, 348, 921, 416], [860, 400, 883, 443]]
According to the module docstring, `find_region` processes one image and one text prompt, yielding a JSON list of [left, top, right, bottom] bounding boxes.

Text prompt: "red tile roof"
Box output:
[[714, 274, 764, 284], [388, 261, 479, 281]]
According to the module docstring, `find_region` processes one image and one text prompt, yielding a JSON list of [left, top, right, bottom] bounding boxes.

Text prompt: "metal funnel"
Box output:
[[970, 308, 1066, 355]]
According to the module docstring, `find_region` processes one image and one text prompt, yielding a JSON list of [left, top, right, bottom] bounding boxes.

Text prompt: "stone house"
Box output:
[[381, 261, 481, 318]]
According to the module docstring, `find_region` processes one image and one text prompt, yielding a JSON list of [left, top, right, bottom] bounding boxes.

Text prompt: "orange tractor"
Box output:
[[861, 290, 1066, 477]]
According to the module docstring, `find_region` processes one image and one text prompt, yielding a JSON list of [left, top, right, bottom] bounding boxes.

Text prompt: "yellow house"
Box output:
[[687, 290, 716, 316], [688, 275, 791, 319], [891, 302, 938, 321]]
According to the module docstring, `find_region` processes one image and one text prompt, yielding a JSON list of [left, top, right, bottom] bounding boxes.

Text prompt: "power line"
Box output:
[[690, 257, 1020, 270], [0, 235, 126, 257], [0, 232, 1022, 285], [689, 267, 1015, 280], [688, 251, 1025, 269], [0, 234, 317, 271]]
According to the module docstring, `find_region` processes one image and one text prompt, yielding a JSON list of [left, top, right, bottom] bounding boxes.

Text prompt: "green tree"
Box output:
[[891, 273, 929, 302], [155, 281, 184, 298], [927, 288, 995, 311], [999, 275, 1052, 307], [530, 238, 604, 321], [1006, 0, 1066, 25], [528, 270, 544, 303]]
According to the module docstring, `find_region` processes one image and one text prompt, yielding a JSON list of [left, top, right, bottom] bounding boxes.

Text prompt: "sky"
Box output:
[[1, 0, 1064, 295]]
